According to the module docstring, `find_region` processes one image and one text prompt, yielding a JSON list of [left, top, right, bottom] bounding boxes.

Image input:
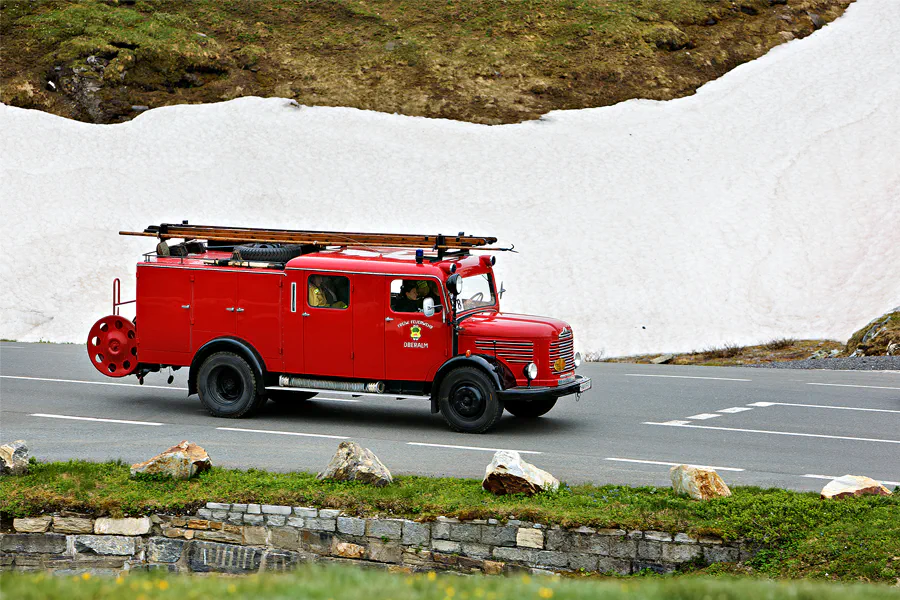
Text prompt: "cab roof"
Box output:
[[287, 247, 489, 277]]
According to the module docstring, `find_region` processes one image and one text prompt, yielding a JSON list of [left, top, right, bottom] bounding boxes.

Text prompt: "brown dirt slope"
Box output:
[[1, 0, 851, 125]]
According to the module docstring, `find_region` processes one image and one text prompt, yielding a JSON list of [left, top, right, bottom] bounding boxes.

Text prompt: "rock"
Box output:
[[778, 31, 795, 42], [95, 517, 152, 536], [317, 441, 393, 487], [130, 440, 211, 479], [0, 440, 29, 476], [13, 517, 52, 533], [650, 354, 675, 364], [643, 24, 690, 51], [820, 475, 893, 499], [482, 450, 559, 496], [670, 465, 732, 500], [53, 516, 94, 534], [807, 12, 826, 30]]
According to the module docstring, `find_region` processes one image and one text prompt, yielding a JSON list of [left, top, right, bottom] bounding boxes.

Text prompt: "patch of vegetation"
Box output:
[[3, 566, 900, 600], [1, 0, 852, 124], [845, 311, 900, 357], [604, 339, 845, 366], [2, 460, 899, 581]]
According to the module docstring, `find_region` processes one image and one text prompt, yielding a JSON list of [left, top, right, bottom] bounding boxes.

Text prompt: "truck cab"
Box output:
[[89, 223, 591, 433]]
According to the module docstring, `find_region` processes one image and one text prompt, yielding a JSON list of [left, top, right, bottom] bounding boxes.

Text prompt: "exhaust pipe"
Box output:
[[279, 375, 385, 394]]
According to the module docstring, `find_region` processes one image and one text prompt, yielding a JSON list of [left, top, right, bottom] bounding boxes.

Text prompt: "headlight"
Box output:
[[574, 352, 582, 368], [524, 363, 538, 381]]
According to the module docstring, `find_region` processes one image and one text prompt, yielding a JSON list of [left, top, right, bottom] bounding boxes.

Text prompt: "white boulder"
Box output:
[[820, 475, 893, 499], [130, 440, 211, 479], [670, 465, 732, 500], [482, 450, 559, 496], [0, 440, 29, 475], [317, 441, 393, 487]]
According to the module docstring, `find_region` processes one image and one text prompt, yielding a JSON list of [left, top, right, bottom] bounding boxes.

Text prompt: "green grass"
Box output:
[[2, 566, 900, 599], [2, 460, 899, 581]]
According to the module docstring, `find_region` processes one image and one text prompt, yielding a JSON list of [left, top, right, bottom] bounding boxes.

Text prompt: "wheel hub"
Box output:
[[451, 384, 485, 418]]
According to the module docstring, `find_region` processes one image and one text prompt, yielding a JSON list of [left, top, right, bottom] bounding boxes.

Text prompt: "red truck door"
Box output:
[[135, 266, 192, 364], [384, 277, 449, 382], [351, 274, 385, 380], [282, 274, 304, 374], [302, 272, 353, 378], [236, 272, 283, 368], [191, 269, 238, 349]]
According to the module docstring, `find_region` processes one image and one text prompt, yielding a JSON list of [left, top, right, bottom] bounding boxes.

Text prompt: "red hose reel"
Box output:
[[87, 315, 138, 377]]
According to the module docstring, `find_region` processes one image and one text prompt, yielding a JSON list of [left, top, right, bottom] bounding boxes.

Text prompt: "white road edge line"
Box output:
[[2, 375, 187, 391], [31, 413, 163, 426], [802, 474, 900, 487], [645, 421, 900, 444], [605, 457, 744, 472], [407, 442, 541, 455], [625, 374, 751, 382], [806, 383, 900, 391], [217, 427, 347, 440], [748, 401, 900, 414]]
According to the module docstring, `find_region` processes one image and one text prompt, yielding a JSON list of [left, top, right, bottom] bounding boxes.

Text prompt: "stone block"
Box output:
[[457, 556, 484, 571], [368, 541, 402, 563], [300, 530, 334, 555], [266, 515, 287, 527], [196, 509, 213, 519], [262, 505, 292, 515], [634, 561, 676, 574], [231, 504, 248, 513], [162, 527, 194, 540], [195, 530, 242, 544], [75, 535, 138, 556], [319, 509, 341, 519], [644, 531, 673, 542], [293, 507, 318, 518], [401, 547, 433, 566], [148, 537, 186, 563], [673, 533, 698, 544], [595, 528, 626, 537], [608, 538, 637, 559], [571, 526, 596, 534], [662, 543, 702, 563], [461, 543, 492, 559], [482, 559, 505, 575], [270, 527, 301, 551], [337, 517, 366, 537], [189, 541, 263, 573], [1, 533, 67, 554], [243, 526, 268, 546], [449, 523, 481, 543], [227, 512, 244, 525], [52, 517, 94, 534], [433, 552, 458, 566], [332, 541, 366, 559], [596, 556, 632, 575], [637, 540, 662, 561], [516, 528, 543, 549], [626, 530, 643, 540], [544, 529, 569, 551], [432, 521, 451, 540], [187, 519, 210, 530], [94, 517, 151, 536], [367, 519, 402, 540], [534, 550, 568, 568], [286, 517, 305, 528], [493, 546, 537, 564], [568, 553, 598, 571], [432, 540, 461, 554], [262, 549, 308, 571], [244, 514, 265, 526], [206, 502, 231, 511], [402, 521, 430, 546], [703, 544, 739, 564], [698, 535, 724, 545], [247, 504, 261, 515], [481, 525, 517, 547], [14, 517, 52, 533], [211, 510, 228, 521], [305, 518, 336, 532]]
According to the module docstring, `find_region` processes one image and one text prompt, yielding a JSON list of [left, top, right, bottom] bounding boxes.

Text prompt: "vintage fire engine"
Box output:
[[88, 223, 591, 433]]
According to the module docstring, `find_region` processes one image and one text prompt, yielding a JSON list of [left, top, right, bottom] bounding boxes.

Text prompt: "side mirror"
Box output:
[[499, 281, 506, 299], [423, 297, 436, 318]]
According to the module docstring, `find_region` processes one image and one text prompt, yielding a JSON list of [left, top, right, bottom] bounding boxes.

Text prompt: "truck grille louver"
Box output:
[[474, 339, 535, 364], [549, 329, 575, 372]]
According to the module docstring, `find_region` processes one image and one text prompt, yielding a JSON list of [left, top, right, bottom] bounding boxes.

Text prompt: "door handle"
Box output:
[[226, 307, 235, 312], [236, 308, 245, 313], [181, 305, 190, 309], [385, 317, 394, 322], [301, 312, 310, 317]]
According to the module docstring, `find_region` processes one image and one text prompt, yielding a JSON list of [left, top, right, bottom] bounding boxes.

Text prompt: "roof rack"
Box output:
[[121, 223, 500, 257]]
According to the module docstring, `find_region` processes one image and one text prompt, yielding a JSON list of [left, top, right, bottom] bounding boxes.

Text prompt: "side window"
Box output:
[[390, 279, 441, 314], [308, 274, 349, 310]]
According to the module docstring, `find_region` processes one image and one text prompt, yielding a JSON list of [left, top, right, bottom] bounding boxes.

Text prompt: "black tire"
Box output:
[[197, 352, 263, 418], [505, 398, 557, 418], [267, 390, 317, 403], [438, 367, 504, 433], [233, 243, 304, 263]]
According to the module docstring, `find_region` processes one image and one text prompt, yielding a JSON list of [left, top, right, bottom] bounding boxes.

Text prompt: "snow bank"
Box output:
[[1, 0, 898, 356]]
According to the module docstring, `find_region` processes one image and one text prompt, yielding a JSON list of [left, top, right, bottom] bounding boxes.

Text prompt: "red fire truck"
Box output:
[[88, 223, 591, 433]]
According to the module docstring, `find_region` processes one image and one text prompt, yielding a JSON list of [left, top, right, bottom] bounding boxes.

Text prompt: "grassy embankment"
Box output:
[[2, 565, 900, 600], [1, 0, 851, 124], [2, 460, 899, 582]]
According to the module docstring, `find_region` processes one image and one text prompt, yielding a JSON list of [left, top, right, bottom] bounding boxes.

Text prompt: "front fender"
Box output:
[[429, 355, 513, 414]]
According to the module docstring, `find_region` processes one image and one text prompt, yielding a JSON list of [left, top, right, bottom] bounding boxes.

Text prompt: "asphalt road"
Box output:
[[1, 342, 898, 491]]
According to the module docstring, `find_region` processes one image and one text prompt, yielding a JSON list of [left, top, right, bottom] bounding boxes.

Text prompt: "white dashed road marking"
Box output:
[[746, 401, 900, 414], [407, 442, 541, 455], [217, 427, 347, 440], [31, 413, 164, 426], [807, 383, 900, 391], [686, 413, 721, 420], [718, 407, 753, 414], [644, 421, 900, 444], [625, 374, 751, 382], [604, 457, 744, 472], [2, 375, 187, 391]]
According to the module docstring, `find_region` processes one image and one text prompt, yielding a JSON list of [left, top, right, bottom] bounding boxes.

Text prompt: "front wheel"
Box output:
[[505, 398, 557, 418], [198, 352, 262, 418], [438, 367, 504, 433]]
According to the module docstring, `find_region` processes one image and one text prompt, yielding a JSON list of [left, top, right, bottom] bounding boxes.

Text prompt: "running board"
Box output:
[[266, 386, 429, 401]]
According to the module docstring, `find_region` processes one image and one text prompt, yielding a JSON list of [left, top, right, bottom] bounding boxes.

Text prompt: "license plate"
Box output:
[[579, 379, 592, 392]]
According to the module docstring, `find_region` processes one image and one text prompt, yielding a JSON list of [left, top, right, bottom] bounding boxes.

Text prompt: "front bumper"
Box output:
[[497, 374, 591, 403]]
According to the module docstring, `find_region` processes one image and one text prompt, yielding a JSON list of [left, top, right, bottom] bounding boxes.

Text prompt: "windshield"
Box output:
[[457, 273, 496, 312]]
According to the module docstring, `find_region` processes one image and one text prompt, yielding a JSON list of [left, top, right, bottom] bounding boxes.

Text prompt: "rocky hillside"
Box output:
[[1, 0, 851, 125]]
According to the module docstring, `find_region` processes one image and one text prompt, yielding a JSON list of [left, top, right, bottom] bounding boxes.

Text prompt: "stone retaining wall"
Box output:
[[0, 504, 757, 576]]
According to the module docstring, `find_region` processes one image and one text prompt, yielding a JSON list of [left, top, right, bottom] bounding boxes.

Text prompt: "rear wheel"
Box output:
[[505, 398, 557, 418], [198, 352, 262, 418], [438, 367, 504, 433]]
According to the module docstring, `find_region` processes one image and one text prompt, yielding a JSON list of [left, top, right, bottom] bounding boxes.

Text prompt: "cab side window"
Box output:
[[390, 279, 441, 313], [308, 275, 349, 309]]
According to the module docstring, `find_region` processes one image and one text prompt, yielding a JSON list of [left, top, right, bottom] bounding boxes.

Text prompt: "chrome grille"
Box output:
[[474, 339, 535, 364], [549, 329, 575, 372]]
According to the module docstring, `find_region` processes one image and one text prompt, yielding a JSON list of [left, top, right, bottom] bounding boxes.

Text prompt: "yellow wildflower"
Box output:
[[81, 573, 91, 581], [228, 583, 238, 594], [116, 576, 125, 585], [538, 587, 553, 599], [427, 571, 437, 581], [521, 575, 531, 584], [158, 580, 170, 590], [446, 586, 456, 597]]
